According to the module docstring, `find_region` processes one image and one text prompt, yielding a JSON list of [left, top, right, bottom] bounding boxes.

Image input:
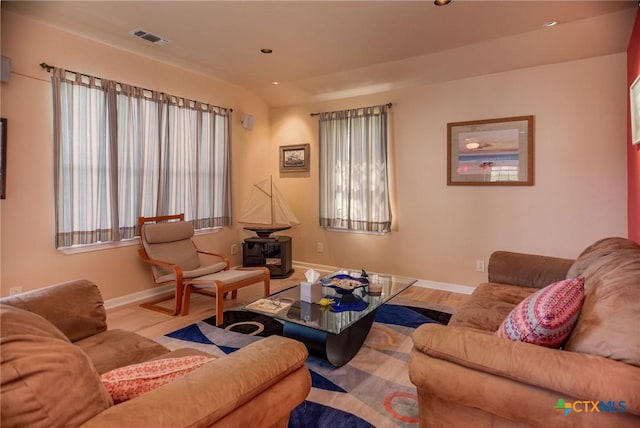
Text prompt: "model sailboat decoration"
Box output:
[[239, 176, 300, 238]]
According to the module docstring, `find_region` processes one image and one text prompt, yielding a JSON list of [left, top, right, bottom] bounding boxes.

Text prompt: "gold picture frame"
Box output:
[[0, 118, 6, 199], [447, 115, 534, 186], [279, 144, 310, 173]]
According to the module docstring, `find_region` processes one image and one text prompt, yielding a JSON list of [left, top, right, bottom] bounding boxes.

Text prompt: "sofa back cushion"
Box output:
[[488, 251, 574, 289], [566, 237, 640, 279], [1, 305, 113, 427], [564, 248, 640, 367], [0, 279, 108, 342]]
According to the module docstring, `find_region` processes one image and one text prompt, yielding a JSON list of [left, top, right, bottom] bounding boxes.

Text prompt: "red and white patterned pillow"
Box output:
[[495, 277, 585, 348], [101, 355, 213, 403]]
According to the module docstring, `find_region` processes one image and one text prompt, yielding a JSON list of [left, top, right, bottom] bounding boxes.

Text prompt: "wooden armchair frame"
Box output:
[[137, 214, 230, 315]]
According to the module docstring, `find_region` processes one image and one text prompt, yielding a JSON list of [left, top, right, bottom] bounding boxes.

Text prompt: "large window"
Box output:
[[51, 68, 231, 248], [318, 104, 392, 233]]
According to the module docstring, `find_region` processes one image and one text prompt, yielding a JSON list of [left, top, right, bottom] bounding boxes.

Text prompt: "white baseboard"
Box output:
[[104, 284, 173, 310], [104, 261, 474, 309], [291, 260, 339, 273], [293, 261, 474, 294], [413, 279, 475, 295]]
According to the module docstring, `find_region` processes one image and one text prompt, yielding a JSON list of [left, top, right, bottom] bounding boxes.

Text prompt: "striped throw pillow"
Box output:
[[495, 277, 585, 348]]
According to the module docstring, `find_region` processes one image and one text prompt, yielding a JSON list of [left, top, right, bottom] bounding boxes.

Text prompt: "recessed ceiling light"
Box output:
[[260, 48, 273, 54], [272, 81, 280, 85], [434, 0, 451, 5], [543, 20, 559, 28]]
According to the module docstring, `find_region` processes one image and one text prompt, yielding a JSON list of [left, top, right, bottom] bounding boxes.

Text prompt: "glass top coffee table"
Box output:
[[245, 269, 416, 366]]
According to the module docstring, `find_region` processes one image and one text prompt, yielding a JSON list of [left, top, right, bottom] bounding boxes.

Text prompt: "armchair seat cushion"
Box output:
[[448, 282, 538, 331], [189, 268, 267, 286], [75, 329, 170, 374], [155, 261, 229, 284]]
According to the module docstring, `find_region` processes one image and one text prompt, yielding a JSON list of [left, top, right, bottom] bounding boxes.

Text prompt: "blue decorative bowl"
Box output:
[[321, 274, 369, 295]]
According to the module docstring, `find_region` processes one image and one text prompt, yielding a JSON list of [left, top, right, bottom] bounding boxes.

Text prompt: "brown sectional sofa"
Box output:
[[0, 279, 311, 428], [409, 237, 640, 428]]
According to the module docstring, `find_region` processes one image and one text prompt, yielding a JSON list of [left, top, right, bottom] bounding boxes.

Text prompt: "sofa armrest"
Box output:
[[488, 251, 574, 288], [80, 336, 311, 428], [411, 324, 640, 415], [0, 279, 107, 342]]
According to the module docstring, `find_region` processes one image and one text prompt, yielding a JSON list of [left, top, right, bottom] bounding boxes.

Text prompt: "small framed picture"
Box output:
[[279, 144, 310, 172], [630, 76, 640, 145]]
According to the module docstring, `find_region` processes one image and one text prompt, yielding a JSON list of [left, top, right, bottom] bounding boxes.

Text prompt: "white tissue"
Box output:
[[305, 269, 320, 283]]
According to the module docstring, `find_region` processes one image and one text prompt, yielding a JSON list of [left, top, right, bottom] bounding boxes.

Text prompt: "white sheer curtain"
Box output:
[[52, 68, 232, 248], [318, 104, 391, 233]]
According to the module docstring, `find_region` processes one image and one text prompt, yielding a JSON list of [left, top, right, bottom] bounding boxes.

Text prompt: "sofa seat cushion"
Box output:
[[495, 277, 585, 348], [565, 248, 640, 366], [0, 305, 113, 427], [448, 283, 538, 331], [102, 355, 213, 403], [75, 329, 170, 374]]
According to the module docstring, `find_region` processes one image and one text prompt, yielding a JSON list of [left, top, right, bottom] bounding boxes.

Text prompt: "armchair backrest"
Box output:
[[0, 279, 108, 342], [140, 220, 201, 281]]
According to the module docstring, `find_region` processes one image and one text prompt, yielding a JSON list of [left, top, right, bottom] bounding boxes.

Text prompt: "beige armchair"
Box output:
[[138, 214, 269, 324], [0, 279, 310, 428]]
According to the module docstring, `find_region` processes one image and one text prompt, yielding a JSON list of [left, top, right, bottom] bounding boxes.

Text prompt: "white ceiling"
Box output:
[[3, 1, 637, 107]]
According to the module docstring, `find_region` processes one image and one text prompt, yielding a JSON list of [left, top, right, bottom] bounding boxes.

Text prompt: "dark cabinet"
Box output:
[[242, 236, 293, 278]]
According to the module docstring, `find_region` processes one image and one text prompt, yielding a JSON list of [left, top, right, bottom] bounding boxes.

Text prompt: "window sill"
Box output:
[[325, 228, 388, 236], [58, 227, 222, 255]]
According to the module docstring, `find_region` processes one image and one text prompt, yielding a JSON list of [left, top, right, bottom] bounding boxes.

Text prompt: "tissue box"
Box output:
[[300, 281, 323, 303]]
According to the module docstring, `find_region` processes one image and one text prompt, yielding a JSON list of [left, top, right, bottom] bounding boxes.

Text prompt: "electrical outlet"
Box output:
[[316, 242, 324, 253], [230, 244, 238, 255], [9, 286, 23, 295], [475, 260, 485, 272]]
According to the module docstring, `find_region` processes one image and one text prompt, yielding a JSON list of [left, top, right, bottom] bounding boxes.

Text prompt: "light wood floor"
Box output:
[[107, 268, 470, 339]]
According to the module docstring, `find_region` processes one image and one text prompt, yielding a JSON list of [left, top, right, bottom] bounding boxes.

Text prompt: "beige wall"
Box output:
[[271, 53, 628, 286], [0, 12, 629, 299], [0, 12, 269, 298]]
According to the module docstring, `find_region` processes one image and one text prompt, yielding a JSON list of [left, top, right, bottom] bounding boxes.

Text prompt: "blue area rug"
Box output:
[[157, 304, 449, 428]]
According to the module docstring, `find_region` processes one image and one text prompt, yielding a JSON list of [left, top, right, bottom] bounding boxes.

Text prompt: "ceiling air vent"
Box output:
[[129, 29, 170, 46]]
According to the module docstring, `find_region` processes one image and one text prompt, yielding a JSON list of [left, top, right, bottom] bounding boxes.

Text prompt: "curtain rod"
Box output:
[[39, 62, 233, 112], [310, 103, 392, 117]]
